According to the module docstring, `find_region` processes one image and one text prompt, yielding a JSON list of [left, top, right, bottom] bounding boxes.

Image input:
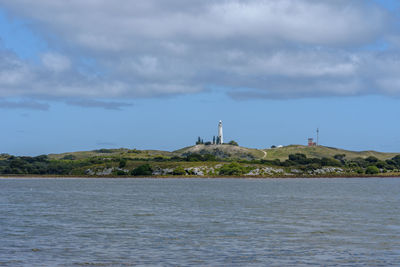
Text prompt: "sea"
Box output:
[[0, 178, 399, 266]]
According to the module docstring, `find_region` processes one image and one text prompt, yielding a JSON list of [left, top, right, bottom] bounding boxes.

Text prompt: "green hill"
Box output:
[[4, 144, 400, 177], [49, 148, 174, 160], [263, 145, 397, 161], [48, 144, 398, 162]]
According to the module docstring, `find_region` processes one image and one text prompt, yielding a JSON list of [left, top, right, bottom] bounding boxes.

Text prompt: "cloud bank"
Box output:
[[0, 0, 399, 103], [0, 99, 49, 110]]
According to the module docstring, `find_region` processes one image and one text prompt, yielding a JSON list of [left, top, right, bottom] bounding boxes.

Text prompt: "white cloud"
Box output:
[[41, 53, 70, 72], [4, 0, 385, 47], [0, 0, 398, 101], [223, 50, 359, 77]]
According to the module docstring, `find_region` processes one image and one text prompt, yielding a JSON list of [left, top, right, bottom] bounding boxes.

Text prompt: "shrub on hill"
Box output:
[[172, 166, 186, 175], [170, 156, 184, 161], [365, 156, 379, 163], [365, 165, 379, 175], [334, 154, 346, 161], [228, 140, 239, 146], [94, 149, 114, 153], [320, 157, 342, 167], [387, 155, 400, 167], [288, 153, 308, 164], [349, 155, 400, 170], [260, 159, 282, 166], [375, 160, 388, 169], [119, 158, 127, 168], [202, 154, 217, 161], [131, 164, 153, 176], [185, 153, 217, 162], [62, 154, 76, 160], [186, 153, 203, 161], [348, 157, 369, 168], [0, 155, 79, 175], [116, 170, 127, 176], [219, 162, 247, 176], [334, 154, 346, 164]]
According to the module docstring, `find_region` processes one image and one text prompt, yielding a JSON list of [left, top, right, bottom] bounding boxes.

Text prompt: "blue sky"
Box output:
[[0, 0, 400, 155]]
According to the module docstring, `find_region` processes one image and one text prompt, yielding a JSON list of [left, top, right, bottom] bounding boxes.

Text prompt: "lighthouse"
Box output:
[[218, 120, 223, 144]]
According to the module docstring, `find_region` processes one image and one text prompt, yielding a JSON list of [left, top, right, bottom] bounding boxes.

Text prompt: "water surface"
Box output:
[[1, 178, 399, 266]]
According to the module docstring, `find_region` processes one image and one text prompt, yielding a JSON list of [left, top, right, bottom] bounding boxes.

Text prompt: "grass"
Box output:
[[48, 144, 399, 162], [263, 145, 397, 161], [49, 148, 174, 160]]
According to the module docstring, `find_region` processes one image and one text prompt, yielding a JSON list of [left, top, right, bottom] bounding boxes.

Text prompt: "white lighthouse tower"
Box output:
[[218, 120, 223, 144]]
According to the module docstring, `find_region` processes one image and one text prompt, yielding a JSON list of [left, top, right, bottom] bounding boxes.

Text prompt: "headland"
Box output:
[[1, 144, 400, 178]]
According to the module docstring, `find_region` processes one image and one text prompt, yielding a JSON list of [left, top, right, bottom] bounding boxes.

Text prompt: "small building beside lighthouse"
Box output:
[[196, 120, 225, 145]]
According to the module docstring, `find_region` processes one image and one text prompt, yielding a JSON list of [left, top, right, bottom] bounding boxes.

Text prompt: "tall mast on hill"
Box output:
[[218, 120, 223, 144], [317, 128, 319, 146]]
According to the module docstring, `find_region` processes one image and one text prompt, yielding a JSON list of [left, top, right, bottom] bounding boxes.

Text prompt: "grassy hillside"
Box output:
[[49, 148, 174, 160], [3, 144, 400, 177], [174, 144, 264, 160], [48, 145, 398, 162], [263, 145, 397, 161]]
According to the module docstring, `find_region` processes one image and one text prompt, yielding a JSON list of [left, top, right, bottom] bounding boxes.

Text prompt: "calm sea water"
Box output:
[[0, 178, 400, 266]]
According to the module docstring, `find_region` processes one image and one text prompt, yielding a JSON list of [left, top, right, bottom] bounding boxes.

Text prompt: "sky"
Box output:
[[1, 0, 400, 156]]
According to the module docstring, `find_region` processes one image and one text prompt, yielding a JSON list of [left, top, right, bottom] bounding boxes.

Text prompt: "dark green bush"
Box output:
[[131, 164, 153, 176], [62, 154, 76, 160], [119, 159, 127, 168], [219, 162, 247, 176], [365, 166, 379, 175], [94, 149, 114, 153], [228, 140, 239, 146], [320, 158, 342, 167], [185, 153, 216, 162], [288, 154, 308, 164], [365, 156, 378, 163], [116, 170, 127, 176], [172, 166, 186, 175]]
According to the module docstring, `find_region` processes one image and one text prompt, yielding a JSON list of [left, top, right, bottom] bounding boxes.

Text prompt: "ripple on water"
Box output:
[[0, 178, 400, 266]]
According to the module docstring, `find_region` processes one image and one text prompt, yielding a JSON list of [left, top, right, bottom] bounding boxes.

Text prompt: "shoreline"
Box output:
[[1, 174, 400, 179]]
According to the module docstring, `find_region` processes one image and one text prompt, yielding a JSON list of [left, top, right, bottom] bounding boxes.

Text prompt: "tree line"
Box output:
[[1, 152, 400, 176]]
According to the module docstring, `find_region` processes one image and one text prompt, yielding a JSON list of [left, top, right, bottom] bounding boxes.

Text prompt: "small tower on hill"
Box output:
[[218, 120, 223, 144]]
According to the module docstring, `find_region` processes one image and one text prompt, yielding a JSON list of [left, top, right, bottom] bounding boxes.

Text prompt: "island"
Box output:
[[1, 144, 400, 178]]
